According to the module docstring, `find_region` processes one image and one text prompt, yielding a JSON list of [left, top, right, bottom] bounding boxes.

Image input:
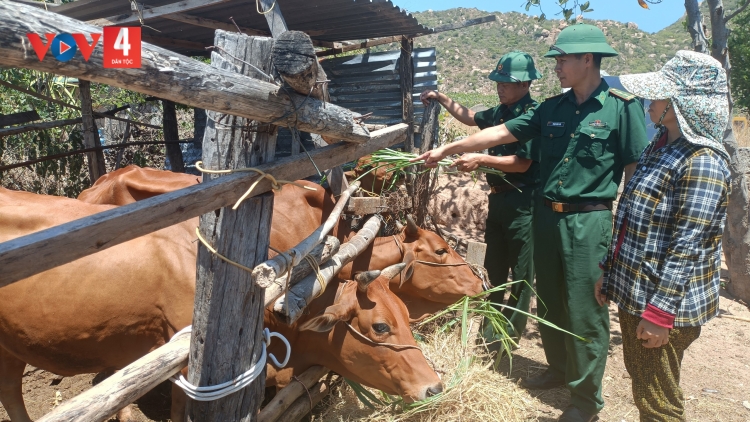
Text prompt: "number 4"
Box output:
[[114, 27, 131, 57]]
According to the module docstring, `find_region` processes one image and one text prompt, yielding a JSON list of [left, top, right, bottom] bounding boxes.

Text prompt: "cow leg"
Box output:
[[0, 347, 31, 422]]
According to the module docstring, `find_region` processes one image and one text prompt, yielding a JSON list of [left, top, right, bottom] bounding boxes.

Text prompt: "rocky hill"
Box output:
[[409, 6, 715, 103]]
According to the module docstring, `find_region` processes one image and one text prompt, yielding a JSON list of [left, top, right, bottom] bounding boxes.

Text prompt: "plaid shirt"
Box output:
[[601, 136, 730, 327]]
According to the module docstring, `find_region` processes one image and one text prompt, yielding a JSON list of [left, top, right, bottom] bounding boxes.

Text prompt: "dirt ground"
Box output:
[[2, 278, 748, 422]]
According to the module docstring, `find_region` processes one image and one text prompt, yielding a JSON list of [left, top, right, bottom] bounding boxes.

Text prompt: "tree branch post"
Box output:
[[162, 99, 185, 172], [186, 32, 278, 422], [78, 79, 106, 182]]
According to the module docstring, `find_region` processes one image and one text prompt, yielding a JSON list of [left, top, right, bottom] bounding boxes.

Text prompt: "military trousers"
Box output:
[[533, 204, 612, 414], [483, 185, 535, 341]]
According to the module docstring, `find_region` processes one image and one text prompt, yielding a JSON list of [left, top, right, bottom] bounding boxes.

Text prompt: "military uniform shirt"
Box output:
[[473, 92, 540, 187], [504, 80, 649, 202]]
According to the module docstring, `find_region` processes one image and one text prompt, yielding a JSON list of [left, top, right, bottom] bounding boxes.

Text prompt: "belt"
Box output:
[[544, 199, 612, 213], [490, 182, 526, 194]]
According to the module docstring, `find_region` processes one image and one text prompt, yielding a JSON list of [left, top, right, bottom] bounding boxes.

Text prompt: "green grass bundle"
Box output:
[[358, 148, 519, 192]]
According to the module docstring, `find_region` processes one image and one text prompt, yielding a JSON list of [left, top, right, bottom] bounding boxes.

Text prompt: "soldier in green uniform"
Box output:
[[419, 51, 541, 346], [414, 24, 649, 422]]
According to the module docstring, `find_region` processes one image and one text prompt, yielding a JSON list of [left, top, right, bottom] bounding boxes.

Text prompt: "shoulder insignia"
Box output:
[[545, 93, 564, 101], [524, 102, 537, 112], [609, 88, 636, 101]]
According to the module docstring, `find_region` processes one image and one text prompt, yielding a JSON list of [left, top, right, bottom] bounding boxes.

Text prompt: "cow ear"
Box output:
[[299, 303, 354, 332], [405, 215, 419, 238], [398, 250, 415, 288]]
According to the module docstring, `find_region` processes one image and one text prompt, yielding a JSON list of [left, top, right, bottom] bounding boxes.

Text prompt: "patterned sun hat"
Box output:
[[620, 50, 730, 158]]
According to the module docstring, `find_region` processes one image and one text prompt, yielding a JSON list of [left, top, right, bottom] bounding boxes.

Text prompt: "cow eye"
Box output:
[[372, 323, 390, 334], [436, 248, 448, 255]]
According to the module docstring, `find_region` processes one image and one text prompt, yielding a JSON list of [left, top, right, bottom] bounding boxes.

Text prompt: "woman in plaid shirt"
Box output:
[[595, 51, 731, 421]]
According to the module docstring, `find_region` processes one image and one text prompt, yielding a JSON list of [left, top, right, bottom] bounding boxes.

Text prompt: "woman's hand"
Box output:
[[637, 319, 670, 348], [453, 153, 484, 172], [594, 275, 609, 307]]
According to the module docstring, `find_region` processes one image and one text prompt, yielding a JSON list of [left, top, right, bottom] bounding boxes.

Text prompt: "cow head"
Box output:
[[299, 263, 443, 402], [390, 216, 484, 319]]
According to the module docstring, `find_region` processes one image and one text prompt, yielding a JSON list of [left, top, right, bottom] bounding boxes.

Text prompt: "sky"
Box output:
[[396, 0, 690, 33]]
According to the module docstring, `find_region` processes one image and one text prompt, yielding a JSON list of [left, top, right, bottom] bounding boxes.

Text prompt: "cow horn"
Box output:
[[395, 221, 404, 232], [380, 263, 407, 280], [354, 270, 381, 291], [405, 215, 418, 236]]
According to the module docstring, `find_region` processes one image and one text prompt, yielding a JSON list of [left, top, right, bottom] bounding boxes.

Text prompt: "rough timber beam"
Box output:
[[87, 0, 231, 27], [1, 3, 369, 143], [0, 124, 407, 287]]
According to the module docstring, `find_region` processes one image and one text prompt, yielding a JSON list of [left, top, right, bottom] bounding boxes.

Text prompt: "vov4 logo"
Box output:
[[26, 27, 141, 68]]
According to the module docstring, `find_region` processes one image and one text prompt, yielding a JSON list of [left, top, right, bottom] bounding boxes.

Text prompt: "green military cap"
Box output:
[[488, 51, 542, 83], [544, 23, 618, 58]]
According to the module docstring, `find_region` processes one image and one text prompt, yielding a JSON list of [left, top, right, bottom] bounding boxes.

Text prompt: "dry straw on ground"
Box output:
[[311, 324, 536, 422]]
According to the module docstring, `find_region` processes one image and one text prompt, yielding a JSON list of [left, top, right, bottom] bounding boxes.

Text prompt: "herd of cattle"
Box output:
[[0, 166, 485, 422]]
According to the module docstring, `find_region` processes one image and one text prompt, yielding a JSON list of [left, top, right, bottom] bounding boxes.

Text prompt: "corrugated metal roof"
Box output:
[[52, 0, 433, 56]]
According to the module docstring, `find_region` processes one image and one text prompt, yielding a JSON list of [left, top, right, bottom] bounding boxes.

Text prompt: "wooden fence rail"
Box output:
[[0, 2, 369, 144], [0, 124, 407, 286], [37, 335, 191, 422]]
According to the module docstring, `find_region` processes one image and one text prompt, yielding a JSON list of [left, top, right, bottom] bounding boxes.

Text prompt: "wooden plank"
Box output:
[[257, 366, 330, 422], [0, 117, 81, 137], [79, 80, 106, 182], [465, 241, 487, 267], [276, 376, 339, 422], [274, 216, 382, 325], [161, 12, 268, 37], [0, 5, 370, 143], [400, 36, 414, 154], [346, 197, 386, 215], [258, 0, 288, 38], [0, 123, 407, 287], [37, 335, 190, 422], [252, 182, 359, 289], [162, 99, 185, 172], [186, 32, 275, 422], [87, 0, 231, 27], [0, 110, 40, 127], [315, 36, 402, 57]]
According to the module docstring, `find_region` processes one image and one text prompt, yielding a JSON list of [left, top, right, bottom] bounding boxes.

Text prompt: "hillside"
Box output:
[[409, 7, 703, 102]]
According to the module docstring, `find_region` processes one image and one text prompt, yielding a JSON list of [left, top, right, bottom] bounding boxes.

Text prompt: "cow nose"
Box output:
[[426, 383, 443, 397]]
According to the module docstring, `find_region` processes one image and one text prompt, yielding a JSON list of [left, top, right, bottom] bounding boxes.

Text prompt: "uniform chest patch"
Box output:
[[547, 121, 565, 127], [588, 120, 609, 128]]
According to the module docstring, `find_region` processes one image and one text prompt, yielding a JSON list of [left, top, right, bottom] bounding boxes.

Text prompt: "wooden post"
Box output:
[[186, 32, 277, 422], [400, 36, 414, 153], [78, 79, 106, 181], [414, 99, 441, 227], [162, 99, 185, 172], [193, 108, 206, 149]]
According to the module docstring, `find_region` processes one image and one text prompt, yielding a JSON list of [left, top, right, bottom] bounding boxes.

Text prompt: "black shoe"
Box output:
[[557, 405, 599, 422], [519, 369, 565, 390]]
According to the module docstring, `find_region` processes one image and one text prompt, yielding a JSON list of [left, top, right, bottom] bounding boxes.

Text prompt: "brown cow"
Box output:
[[78, 166, 485, 321], [0, 188, 440, 422]]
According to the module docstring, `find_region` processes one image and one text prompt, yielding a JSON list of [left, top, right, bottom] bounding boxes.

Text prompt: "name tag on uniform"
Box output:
[[547, 121, 565, 127], [588, 120, 609, 128]]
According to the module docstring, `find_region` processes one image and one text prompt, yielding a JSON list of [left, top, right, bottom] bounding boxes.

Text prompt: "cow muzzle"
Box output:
[[426, 382, 444, 397]]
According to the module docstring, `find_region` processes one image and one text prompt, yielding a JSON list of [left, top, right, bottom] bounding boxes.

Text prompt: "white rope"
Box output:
[[168, 326, 291, 401]]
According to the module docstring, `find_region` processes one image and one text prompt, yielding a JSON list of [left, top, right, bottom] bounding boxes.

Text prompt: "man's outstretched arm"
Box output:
[[420, 90, 477, 127], [411, 124, 519, 167]]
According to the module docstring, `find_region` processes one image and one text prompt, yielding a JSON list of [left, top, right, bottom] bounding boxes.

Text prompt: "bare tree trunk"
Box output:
[[685, 0, 709, 53], [162, 99, 185, 173], [705, 0, 750, 303]]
